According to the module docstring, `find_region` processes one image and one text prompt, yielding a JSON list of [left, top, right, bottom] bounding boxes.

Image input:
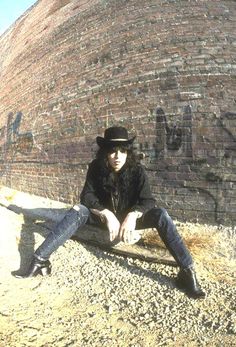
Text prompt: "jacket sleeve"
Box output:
[[130, 165, 156, 214], [80, 162, 105, 211]]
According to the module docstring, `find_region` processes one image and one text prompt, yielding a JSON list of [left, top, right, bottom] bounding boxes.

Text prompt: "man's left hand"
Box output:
[[120, 211, 142, 244]]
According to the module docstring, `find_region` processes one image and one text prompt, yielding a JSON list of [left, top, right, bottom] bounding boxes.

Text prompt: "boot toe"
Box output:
[[176, 268, 206, 299], [189, 289, 206, 299]]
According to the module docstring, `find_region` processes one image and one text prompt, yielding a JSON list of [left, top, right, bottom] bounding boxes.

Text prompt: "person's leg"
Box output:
[[35, 205, 89, 260], [139, 207, 193, 268], [139, 207, 205, 298], [14, 204, 89, 278]]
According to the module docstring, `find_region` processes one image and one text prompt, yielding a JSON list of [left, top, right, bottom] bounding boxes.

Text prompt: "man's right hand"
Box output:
[[91, 208, 120, 242], [101, 209, 120, 242]]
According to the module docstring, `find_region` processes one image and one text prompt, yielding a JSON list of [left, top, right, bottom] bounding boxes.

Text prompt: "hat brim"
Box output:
[[96, 136, 136, 148]]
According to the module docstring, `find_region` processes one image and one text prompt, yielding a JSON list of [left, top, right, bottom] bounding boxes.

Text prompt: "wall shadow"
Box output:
[[8, 204, 176, 288], [8, 204, 67, 277]]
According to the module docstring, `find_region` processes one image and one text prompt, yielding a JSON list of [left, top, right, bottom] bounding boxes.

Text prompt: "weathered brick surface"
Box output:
[[0, 0, 235, 225]]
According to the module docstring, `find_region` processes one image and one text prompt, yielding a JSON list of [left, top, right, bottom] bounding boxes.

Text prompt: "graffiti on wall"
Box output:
[[218, 111, 236, 158], [0, 112, 34, 182], [137, 106, 235, 224], [0, 112, 34, 156], [0, 107, 234, 165], [137, 105, 193, 161], [156, 107, 183, 151], [0, 106, 235, 224]]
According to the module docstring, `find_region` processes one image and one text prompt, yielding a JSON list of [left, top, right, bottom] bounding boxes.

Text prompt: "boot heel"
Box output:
[[176, 268, 206, 299], [175, 278, 184, 289], [41, 265, 52, 276], [13, 258, 52, 278]]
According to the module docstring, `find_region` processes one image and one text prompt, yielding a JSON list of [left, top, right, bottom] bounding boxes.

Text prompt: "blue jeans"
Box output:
[[35, 205, 90, 261], [35, 205, 193, 268], [137, 208, 193, 268]]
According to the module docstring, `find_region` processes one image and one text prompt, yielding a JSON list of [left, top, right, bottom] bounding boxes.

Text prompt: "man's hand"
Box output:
[[91, 208, 120, 242], [120, 211, 142, 244]]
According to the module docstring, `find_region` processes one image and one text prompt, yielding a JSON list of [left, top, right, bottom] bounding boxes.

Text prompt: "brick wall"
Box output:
[[0, 0, 235, 225]]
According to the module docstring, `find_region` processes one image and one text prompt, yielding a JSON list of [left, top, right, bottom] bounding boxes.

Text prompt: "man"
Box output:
[[15, 126, 205, 299]]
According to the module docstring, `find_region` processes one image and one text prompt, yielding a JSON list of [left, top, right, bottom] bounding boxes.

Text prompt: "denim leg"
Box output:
[[35, 204, 90, 260], [139, 208, 193, 268]]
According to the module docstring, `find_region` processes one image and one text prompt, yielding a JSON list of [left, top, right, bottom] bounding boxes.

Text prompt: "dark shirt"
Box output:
[[80, 159, 156, 222]]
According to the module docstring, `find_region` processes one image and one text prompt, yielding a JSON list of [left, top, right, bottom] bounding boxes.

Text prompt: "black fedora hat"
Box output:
[[96, 126, 136, 148]]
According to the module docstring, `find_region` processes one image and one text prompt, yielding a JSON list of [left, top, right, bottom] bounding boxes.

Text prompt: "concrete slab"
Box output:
[[0, 186, 176, 265]]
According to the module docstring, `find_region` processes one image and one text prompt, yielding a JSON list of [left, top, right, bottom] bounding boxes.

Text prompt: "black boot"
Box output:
[[13, 257, 52, 278], [176, 267, 205, 299]]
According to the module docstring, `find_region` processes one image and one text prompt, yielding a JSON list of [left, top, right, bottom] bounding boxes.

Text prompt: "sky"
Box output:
[[0, 0, 37, 35]]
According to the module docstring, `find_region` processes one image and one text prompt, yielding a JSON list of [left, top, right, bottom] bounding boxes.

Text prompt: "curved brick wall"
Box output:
[[0, 0, 235, 225]]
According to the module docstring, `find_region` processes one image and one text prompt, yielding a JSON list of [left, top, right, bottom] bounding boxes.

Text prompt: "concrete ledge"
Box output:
[[0, 186, 176, 266]]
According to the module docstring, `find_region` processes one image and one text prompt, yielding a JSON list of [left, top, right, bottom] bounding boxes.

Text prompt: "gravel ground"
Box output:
[[0, 205, 235, 347]]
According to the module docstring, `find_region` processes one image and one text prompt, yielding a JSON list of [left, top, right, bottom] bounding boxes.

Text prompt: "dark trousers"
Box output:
[[35, 205, 193, 269], [137, 208, 193, 268]]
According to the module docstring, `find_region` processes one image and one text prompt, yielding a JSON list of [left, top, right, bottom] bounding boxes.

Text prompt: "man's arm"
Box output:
[[119, 211, 143, 244], [80, 162, 105, 211], [129, 165, 156, 214], [91, 208, 120, 242], [120, 166, 155, 244], [80, 161, 121, 242]]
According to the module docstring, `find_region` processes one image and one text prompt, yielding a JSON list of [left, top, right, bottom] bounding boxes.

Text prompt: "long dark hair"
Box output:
[[96, 144, 137, 170]]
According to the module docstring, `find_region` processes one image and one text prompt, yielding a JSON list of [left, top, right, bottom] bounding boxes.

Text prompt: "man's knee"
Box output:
[[73, 204, 89, 213], [151, 207, 169, 220], [73, 204, 90, 220]]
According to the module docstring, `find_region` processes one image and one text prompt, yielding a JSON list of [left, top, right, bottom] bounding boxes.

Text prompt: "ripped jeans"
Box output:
[[35, 205, 193, 269], [35, 205, 89, 261]]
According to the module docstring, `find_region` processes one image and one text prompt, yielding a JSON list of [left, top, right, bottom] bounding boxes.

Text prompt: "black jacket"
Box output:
[[80, 159, 156, 222]]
